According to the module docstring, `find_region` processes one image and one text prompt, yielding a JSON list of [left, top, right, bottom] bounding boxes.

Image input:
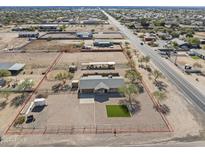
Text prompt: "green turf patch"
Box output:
[[106, 105, 131, 117], [191, 56, 200, 60]]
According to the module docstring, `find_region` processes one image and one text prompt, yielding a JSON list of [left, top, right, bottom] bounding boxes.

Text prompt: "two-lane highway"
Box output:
[[102, 10, 205, 111]]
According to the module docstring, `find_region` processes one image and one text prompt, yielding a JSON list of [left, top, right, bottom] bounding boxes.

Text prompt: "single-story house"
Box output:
[[93, 40, 113, 47], [144, 33, 156, 42], [191, 49, 205, 60], [38, 24, 60, 31], [0, 63, 25, 75], [76, 32, 93, 39], [18, 32, 39, 38], [157, 32, 172, 40], [171, 38, 190, 50], [79, 75, 124, 93], [82, 19, 104, 25]]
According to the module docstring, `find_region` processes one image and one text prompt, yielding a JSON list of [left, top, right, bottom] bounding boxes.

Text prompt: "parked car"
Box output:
[[26, 115, 35, 123]]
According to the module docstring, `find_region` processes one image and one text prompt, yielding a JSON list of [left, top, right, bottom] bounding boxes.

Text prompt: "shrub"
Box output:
[[14, 116, 25, 126], [47, 37, 52, 41], [154, 104, 170, 115], [11, 94, 28, 107], [0, 70, 11, 77], [55, 72, 73, 81], [36, 92, 48, 99]]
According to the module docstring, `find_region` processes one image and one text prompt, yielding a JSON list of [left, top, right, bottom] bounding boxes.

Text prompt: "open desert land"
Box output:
[[65, 23, 118, 32], [0, 52, 60, 134], [0, 32, 29, 51], [122, 41, 203, 138], [195, 32, 205, 39], [21, 40, 82, 52]]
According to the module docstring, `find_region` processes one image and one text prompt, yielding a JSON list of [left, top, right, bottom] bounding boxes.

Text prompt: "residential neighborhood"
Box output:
[[0, 6, 205, 147]]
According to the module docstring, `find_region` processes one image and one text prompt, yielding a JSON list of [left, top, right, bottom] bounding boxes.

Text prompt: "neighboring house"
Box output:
[[190, 49, 205, 60], [0, 63, 25, 75], [79, 75, 124, 93], [171, 38, 190, 50], [144, 33, 156, 42], [82, 18, 104, 25], [76, 32, 93, 39], [18, 32, 39, 38], [93, 40, 113, 47], [38, 24, 60, 32], [157, 32, 172, 40]]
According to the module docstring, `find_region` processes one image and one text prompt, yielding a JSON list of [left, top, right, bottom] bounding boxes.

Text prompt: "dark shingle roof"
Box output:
[[79, 76, 124, 90]]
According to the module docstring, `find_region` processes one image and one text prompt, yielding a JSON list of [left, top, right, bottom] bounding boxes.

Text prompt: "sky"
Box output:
[[0, 0, 205, 6]]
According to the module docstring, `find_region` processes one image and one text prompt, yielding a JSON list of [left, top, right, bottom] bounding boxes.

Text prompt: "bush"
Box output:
[[47, 37, 52, 41], [55, 72, 73, 80], [0, 70, 11, 77], [10, 94, 28, 107], [52, 83, 62, 93], [36, 92, 48, 99], [154, 104, 170, 115], [14, 116, 25, 126]]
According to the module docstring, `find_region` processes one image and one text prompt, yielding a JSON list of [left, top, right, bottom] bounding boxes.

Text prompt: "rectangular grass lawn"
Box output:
[[106, 105, 131, 117]]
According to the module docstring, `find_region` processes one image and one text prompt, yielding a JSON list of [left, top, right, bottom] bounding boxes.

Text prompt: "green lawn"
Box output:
[[191, 56, 200, 60], [106, 105, 131, 117]]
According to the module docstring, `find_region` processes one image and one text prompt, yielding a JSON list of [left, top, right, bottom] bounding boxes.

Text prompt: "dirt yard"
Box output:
[[22, 40, 82, 52], [0, 32, 29, 51], [65, 24, 118, 32]]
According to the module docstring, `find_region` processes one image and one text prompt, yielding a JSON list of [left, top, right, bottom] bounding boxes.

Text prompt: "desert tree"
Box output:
[[125, 70, 142, 84], [118, 84, 139, 112], [152, 69, 164, 84]]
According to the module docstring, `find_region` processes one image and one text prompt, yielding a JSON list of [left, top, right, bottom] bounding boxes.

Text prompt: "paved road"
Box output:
[[102, 10, 205, 111]]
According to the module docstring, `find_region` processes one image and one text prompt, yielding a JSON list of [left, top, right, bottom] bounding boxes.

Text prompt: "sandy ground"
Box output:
[[195, 32, 205, 39], [94, 33, 123, 39], [23, 40, 81, 52], [0, 94, 24, 135], [126, 41, 203, 138], [0, 52, 58, 67], [65, 24, 118, 32], [0, 32, 29, 51]]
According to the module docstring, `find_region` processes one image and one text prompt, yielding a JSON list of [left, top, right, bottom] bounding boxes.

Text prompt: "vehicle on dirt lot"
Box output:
[[26, 115, 35, 123]]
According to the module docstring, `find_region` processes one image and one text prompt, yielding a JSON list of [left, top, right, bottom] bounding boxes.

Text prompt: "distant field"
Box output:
[[106, 105, 131, 117]]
